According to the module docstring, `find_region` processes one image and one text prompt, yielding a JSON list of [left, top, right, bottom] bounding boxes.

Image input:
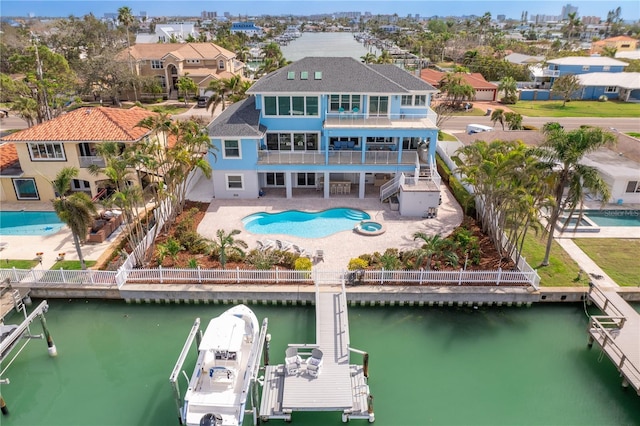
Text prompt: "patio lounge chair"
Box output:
[[258, 239, 275, 250], [306, 348, 323, 377], [285, 347, 302, 375], [292, 244, 310, 257], [276, 240, 292, 251]]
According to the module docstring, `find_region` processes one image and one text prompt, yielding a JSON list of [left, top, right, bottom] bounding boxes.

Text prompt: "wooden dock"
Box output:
[[259, 282, 374, 422], [587, 284, 640, 395]]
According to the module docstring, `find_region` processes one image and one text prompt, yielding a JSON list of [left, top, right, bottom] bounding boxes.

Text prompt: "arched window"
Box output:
[[218, 60, 225, 70]]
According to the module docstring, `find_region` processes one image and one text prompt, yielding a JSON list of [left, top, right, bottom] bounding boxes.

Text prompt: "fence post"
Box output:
[[60, 267, 66, 283], [276, 267, 279, 284], [496, 267, 501, 286], [236, 267, 240, 284], [381, 268, 385, 285], [159, 265, 163, 284], [197, 266, 202, 284], [419, 268, 424, 285], [90, 270, 95, 285], [31, 268, 37, 283], [458, 268, 463, 286], [12, 267, 18, 282]]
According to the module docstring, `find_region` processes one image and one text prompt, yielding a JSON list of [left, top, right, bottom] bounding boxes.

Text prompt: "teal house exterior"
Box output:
[[206, 57, 442, 216]]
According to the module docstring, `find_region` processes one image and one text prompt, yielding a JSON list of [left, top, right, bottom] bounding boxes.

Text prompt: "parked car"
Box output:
[[466, 124, 493, 134], [197, 97, 209, 108]]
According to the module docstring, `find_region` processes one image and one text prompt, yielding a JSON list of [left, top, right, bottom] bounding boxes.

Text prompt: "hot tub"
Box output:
[[354, 221, 386, 236]]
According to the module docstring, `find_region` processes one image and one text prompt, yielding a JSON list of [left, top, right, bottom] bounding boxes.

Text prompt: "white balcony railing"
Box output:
[[79, 156, 106, 168], [542, 69, 560, 77], [324, 111, 437, 128], [258, 150, 417, 165]]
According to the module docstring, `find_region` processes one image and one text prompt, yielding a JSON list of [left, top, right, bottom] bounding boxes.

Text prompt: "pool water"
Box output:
[[583, 209, 640, 227], [242, 208, 370, 238], [0, 211, 64, 236]]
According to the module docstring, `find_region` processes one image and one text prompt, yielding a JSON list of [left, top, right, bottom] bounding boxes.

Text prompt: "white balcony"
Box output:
[[323, 111, 437, 129], [257, 150, 417, 165], [79, 156, 106, 168], [542, 69, 560, 77]]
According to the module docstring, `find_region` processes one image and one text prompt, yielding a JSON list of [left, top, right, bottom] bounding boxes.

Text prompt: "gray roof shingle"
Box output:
[[206, 96, 265, 138], [247, 57, 436, 94]]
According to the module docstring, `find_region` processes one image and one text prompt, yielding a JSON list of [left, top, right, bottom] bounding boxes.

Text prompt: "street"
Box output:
[[445, 115, 640, 133]]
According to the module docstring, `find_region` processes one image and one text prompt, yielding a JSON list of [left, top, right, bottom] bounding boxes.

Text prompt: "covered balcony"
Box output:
[[257, 150, 417, 165]]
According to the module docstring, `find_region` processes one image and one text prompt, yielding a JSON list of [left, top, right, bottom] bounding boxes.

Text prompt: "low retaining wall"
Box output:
[[13, 283, 640, 305]]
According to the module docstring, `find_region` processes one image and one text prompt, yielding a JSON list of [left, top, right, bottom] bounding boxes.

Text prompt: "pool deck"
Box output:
[[196, 185, 463, 271]]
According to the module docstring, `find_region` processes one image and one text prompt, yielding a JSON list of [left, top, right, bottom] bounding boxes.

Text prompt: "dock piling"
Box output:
[[39, 313, 57, 357], [0, 395, 8, 415], [363, 352, 369, 378]]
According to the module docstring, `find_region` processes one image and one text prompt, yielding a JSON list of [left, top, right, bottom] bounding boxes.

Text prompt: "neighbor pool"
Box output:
[[583, 209, 640, 227], [0, 211, 65, 236], [242, 208, 370, 238]]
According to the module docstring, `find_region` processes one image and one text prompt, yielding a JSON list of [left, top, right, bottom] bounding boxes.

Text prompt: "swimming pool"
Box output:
[[242, 208, 370, 238], [583, 210, 640, 227], [0, 211, 65, 236]]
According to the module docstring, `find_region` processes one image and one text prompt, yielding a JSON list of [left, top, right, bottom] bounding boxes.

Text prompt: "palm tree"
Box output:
[[410, 233, 453, 270], [52, 167, 97, 270], [490, 108, 505, 130], [497, 76, 518, 104], [118, 6, 137, 101], [376, 50, 393, 64], [210, 229, 248, 269], [537, 125, 616, 266], [360, 53, 377, 64]]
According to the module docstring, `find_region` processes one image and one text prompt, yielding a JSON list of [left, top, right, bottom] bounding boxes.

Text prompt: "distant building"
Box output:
[[202, 11, 217, 19], [135, 22, 200, 44], [230, 22, 263, 37], [561, 3, 578, 20], [591, 36, 639, 55]]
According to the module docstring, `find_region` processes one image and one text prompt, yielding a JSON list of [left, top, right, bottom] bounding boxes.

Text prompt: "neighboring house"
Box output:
[[456, 130, 640, 205], [420, 69, 498, 101], [504, 53, 544, 65], [135, 22, 200, 44], [576, 72, 640, 101], [0, 107, 163, 203], [122, 43, 245, 99], [591, 36, 639, 55], [230, 22, 264, 37], [206, 57, 441, 217], [522, 56, 630, 101]]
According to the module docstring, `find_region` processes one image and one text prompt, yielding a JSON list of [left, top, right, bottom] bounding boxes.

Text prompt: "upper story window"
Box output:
[[605, 86, 618, 93], [186, 59, 200, 64], [151, 60, 164, 69], [329, 94, 361, 112], [582, 65, 590, 71], [602, 65, 610, 71], [265, 132, 318, 151], [218, 60, 225, 70], [223, 140, 241, 158], [401, 94, 426, 106], [28, 142, 65, 161], [264, 96, 319, 116]]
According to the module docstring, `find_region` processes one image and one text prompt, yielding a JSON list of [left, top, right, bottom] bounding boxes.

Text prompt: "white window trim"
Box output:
[[13, 178, 39, 200], [222, 139, 242, 159], [265, 132, 320, 151], [218, 59, 225, 70], [151, 60, 164, 69], [604, 86, 618, 93], [263, 95, 320, 117], [225, 174, 244, 190], [28, 142, 66, 161]]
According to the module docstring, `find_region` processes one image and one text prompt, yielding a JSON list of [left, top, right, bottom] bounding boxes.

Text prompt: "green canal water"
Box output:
[[2, 299, 640, 426]]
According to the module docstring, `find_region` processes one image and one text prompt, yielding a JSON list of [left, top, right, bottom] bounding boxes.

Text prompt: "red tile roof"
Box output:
[[0, 107, 159, 142], [0, 142, 19, 171], [420, 69, 498, 90]]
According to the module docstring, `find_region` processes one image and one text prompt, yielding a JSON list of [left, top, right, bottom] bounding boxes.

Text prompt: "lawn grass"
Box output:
[[146, 104, 190, 115], [452, 108, 486, 117], [509, 100, 640, 117], [0, 259, 39, 269], [520, 229, 589, 287], [439, 132, 458, 141], [50, 260, 97, 270], [572, 239, 639, 287], [627, 132, 640, 138]]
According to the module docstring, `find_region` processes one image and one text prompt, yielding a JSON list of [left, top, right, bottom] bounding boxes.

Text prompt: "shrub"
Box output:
[[187, 258, 198, 269], [246, 249, 279, 270], [277, 251, 299, 269], [179, 231, 209, 254], [348, 258, 369, 270], [294, 257, 313, 271], [598, 95, 608, 102], [436, 155, 476, 217]]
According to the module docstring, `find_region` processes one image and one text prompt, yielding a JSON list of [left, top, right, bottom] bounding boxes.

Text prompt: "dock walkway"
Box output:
[[259, 281, 374, 422], [587, 283, 640, 395]]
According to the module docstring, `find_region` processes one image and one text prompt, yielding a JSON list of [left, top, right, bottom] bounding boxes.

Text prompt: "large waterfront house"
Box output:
[[121, 43, 245, 99], [524, 56, 639, 102], [0, 107, 164, 203], [206, 57, 442, 217]]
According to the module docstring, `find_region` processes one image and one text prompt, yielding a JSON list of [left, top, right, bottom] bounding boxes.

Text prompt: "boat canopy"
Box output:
[[199, 315, 245, 352]]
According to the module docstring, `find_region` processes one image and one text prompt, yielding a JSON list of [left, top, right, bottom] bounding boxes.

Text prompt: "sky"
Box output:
[[1, 0, 639, 21]]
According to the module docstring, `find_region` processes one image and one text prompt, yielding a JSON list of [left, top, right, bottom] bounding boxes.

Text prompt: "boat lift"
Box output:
[[170, 316, 269, 426], [0, 297, 57, 416]]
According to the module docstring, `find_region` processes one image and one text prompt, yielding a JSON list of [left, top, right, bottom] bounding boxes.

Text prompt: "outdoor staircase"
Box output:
[[379, 174, 402, 202]]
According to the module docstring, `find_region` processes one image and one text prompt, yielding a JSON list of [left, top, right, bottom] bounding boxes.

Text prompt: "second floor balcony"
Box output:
[[542, 69, 560, 77], [258, 150, 418, 166], [79, 156, 106, 168]]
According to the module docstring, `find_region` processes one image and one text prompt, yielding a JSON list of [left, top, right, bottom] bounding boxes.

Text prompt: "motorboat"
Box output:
[[181, 305, 261, 426]]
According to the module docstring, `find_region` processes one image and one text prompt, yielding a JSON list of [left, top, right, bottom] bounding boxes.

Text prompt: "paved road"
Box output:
[[446, 115, 640, 133]]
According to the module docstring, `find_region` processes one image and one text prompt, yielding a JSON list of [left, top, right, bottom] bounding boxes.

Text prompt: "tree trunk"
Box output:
[[72, 232, 87, 270]]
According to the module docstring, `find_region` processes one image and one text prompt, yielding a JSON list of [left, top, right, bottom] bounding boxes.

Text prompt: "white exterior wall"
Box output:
[[611, 178, 640, 204], [398, 190, 440, 217], [212, 170, 260, 199]]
